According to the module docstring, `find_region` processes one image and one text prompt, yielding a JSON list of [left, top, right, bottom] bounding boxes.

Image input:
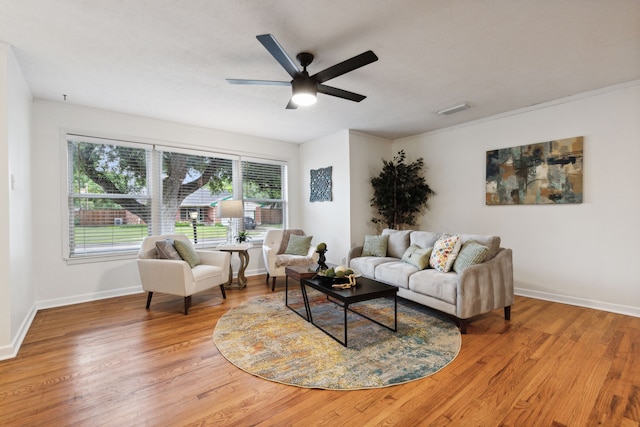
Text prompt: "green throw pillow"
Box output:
[[361, 234, 389, 257], [174, 239, 201, 268], [453, 240, 489, 274], [284, 234, 313, 256], [401, 244, 433, 270]]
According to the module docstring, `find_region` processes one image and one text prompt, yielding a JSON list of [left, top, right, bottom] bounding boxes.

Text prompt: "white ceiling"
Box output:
[[1, 0, 639, 143]]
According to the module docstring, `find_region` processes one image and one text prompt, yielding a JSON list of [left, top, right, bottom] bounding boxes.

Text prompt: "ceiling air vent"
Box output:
[[436, 102, 471, 115]]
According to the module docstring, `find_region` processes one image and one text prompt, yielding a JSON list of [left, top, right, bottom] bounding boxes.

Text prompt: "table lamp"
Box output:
[[218, 200, 244, 244]]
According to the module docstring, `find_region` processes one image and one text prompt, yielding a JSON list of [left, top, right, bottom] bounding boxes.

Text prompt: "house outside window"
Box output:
[[66, 134, 286, 259]]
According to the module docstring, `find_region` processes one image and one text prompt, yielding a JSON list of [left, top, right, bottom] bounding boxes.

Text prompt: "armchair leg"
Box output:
[[271, 276, 277, 291], [145, 292, 153, 309], [184, 296, 192, 315], [219, 284, 227, 299], [504, 306, 511, 320], [266, 273, 270, 284]]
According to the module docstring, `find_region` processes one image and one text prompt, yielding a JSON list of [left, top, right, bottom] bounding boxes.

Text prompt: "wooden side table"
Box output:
[[217, 243, 252, 289]]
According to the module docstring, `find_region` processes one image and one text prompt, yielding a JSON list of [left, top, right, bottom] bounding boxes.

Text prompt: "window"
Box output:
[[66, 134, 287, 259], [241, 159, 286, 239]]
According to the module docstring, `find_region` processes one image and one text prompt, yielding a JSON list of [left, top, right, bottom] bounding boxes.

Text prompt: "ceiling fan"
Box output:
[[226, 34, 378, 109]]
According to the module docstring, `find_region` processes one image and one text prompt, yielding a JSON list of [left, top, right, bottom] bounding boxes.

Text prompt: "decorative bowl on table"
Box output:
[[315, 267, 361, 284]]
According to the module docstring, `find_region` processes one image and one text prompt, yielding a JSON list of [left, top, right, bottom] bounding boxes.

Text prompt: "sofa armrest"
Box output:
[[137, 258, 192, 294], [456, 248, 514, 319], [262, 245, 277, 271], [347, 245, 364, 267], [196, 250, 230, 270]]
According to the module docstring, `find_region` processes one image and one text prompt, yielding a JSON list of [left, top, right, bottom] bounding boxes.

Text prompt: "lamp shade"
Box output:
[[291, 76, 317, 106], [218, 200, 244, 218]]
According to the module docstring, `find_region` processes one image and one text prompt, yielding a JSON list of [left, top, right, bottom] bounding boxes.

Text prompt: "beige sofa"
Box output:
[[347, 229, 513, 333]]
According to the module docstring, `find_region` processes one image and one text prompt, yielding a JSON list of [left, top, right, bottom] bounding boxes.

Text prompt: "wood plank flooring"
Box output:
[[1, 275, 639, 426]]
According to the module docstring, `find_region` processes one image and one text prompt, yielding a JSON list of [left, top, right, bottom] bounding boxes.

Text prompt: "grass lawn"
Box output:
[[73, 223, 270, 245]]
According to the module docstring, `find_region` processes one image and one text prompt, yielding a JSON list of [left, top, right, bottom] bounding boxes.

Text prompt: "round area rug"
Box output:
[[212, 289, 461, 390]]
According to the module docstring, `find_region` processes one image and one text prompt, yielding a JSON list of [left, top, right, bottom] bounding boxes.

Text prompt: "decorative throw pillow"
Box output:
[[429, 234, 462, 272], [284, 234, 313, 256], [401, 244, 433, 270], [155, 239, 182, 260], [453, 241, 489, 274], [278, 229, 304, 254], [361, 234, 389, 257], [173, 239, 201, 268]]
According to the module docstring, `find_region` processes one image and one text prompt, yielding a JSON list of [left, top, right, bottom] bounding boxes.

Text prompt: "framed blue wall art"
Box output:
[[310, 166, 332, 202]]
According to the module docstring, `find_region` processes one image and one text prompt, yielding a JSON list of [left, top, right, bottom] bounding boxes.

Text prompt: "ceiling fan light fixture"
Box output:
[[291, 77, 317, 106]]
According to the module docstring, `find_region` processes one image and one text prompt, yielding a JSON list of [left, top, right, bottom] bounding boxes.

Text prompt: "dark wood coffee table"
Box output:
[[284, 265, 318, 320], [300, 275, 398, 347]]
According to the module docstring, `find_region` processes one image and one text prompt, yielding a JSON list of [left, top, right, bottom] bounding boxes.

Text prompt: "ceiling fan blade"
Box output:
[[226, 79, 290, 86], [317, 84, 366, 102], [285, 99, 298, 109], [256, 34, 300, 79], [312, 50, 378, 84]]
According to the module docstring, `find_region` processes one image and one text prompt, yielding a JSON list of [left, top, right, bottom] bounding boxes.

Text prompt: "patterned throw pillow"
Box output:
[[173, 239, 201, 268], [429, 234, 462, 272], [155, 239, 182, 260], [284, 235, 313, 255], [453, 241, 489, 274], [361, 235, 389, 257], [401, 244, 433, 270]]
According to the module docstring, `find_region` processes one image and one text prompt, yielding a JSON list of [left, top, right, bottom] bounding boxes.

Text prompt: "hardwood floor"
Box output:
[[1, 275, 639, 426]]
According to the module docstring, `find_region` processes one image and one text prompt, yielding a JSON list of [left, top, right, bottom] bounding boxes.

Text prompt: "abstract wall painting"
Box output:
[[486, 136, 583, 205], [310, 166, 332, 202]]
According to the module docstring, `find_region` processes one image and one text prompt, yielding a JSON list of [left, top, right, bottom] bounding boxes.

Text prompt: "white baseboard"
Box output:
[[0, 304, 38, 361], [36, 286, 144, 310], [515, 287, 640, 318], [1, 286, 144, 360]]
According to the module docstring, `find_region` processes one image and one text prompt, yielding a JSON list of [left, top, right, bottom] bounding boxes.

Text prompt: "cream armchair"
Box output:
[[137, 234, 230, 314], [262, 229, 317, 291]]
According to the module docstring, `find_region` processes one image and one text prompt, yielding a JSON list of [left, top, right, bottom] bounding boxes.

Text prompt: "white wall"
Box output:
[[0, 44, 11, 353], [0, 44, 35, 359], [394, 82, 640, 315], [348, 131, 392, 246], [300, 130, 393, 265], [31, 100, 300, 307], [300, 130, 351, 265]]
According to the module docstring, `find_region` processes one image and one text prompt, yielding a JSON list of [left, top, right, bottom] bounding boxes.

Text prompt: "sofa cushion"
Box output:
[[174, 239, 201, 268], [410, 231, 441, 249], [429, 234, 462, 273], [460, 234, 501, 261], [381, 229, 412, 258], [284, 234, 313, 255], [191, 264, 224, 281], [408, 269, 458, 305], [362, 234, 389, 257], [349, 256, 397, 278], [453, 241, 489, 273], [277, 229, 304, 254], [374, 261, 417, 289], [401, 244, 433, 270], [155, 239, 182, 260]]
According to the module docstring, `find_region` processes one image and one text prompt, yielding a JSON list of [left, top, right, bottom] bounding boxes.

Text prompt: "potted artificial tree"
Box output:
[[370, 150, 434, 230]]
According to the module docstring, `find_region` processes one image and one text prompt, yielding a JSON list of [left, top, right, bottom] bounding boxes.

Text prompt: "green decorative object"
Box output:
[[370, 150, 434, 230], [235, 231, 252, 243]]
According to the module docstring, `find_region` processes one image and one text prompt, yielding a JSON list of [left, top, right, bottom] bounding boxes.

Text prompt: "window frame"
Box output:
[[62, 132, 288, 263]]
